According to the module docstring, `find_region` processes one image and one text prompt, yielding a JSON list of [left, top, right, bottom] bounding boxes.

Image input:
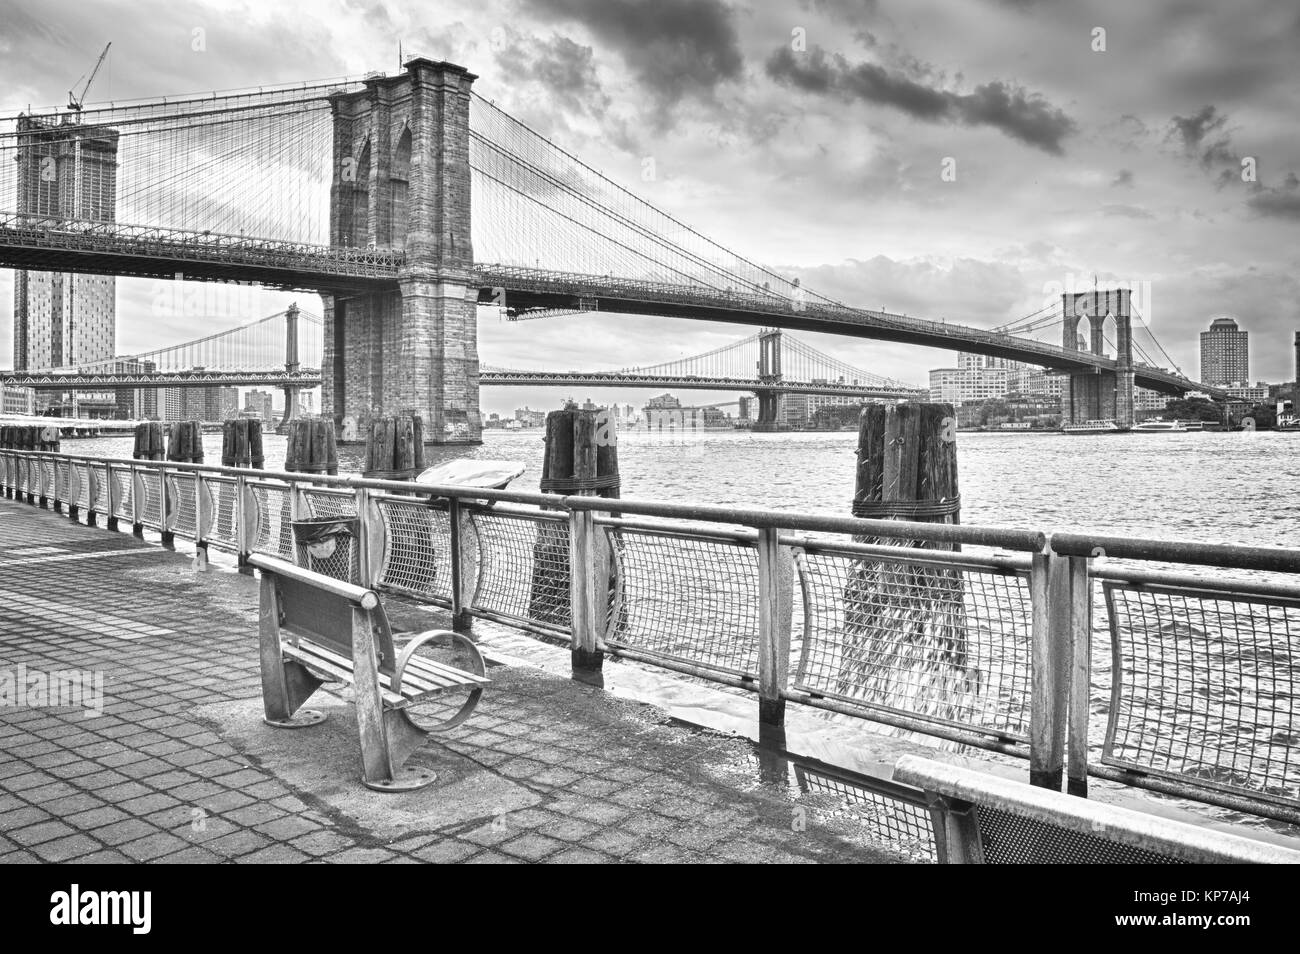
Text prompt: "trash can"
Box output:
[[292, 517, 359, 581]]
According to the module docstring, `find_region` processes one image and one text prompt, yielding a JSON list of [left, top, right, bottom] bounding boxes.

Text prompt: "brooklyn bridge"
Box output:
[[0, 59, 1222, 440]]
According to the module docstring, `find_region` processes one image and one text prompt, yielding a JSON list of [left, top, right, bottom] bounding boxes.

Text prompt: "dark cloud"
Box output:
[[498, 33, 609, 118], [1112, 169, 1134, 188], [1247, 173, 1300, 221], [1167, 105, 1236, 169], [530, 0, 742, 116], [766, 45, 1076, 154]]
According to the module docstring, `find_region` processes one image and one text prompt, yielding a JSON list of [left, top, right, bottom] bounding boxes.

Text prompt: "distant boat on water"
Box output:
[[1062, 419, 1125, 435], [1132, 417, 1187, 432]]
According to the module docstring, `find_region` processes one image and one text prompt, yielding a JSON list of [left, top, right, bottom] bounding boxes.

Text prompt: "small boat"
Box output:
[[1062, 419, 1125, 434], [416, 459, 526, 490], [1132, 417, 1188, 432]]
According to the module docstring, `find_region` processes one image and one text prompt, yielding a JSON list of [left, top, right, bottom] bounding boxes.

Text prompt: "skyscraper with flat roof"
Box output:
[[12, 114, 119, 372], [1199, 317, 1248, 386]]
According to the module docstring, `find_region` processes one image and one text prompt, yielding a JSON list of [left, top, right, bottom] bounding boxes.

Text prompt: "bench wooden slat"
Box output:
[[284, 638, 485, 708], [402, 652, 490, 687]]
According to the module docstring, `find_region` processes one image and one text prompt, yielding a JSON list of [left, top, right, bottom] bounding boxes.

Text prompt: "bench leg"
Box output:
[[258, 573, 327, 729], [352, 606, 437, 792]]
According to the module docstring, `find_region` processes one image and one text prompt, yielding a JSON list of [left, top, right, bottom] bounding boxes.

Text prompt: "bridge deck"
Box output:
[[0, 217, 1219, 398]]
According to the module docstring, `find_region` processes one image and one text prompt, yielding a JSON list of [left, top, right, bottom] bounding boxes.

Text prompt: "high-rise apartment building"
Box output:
[[12, 115, 119, 416], [1199, 317, 1249, 386]]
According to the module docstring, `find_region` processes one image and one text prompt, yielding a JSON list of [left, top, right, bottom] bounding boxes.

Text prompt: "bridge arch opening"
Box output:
[[1075, 313, 1093, 352], [389, 126, 410, 250], [350, 140, 370, 248]]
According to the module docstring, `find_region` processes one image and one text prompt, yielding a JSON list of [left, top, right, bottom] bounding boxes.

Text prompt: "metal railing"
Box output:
[[1, 448, 1296, 825]]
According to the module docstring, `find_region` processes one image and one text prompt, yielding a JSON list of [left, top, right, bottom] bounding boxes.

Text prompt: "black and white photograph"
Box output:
[[0, 0, 1297, 909]]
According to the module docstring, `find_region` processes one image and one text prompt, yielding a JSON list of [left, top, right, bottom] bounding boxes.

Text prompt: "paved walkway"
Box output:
[[0, 497, 923, 864]]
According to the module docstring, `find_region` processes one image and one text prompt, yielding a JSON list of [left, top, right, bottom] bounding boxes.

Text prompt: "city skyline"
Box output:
[[0, 0, 1298, 416]]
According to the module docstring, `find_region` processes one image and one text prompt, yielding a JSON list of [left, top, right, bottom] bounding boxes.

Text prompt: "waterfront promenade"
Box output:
[[0, 496, 916, 864]]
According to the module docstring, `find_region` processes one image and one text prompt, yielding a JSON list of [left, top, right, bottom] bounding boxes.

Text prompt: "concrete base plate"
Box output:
[[195, 697, 540, 838]]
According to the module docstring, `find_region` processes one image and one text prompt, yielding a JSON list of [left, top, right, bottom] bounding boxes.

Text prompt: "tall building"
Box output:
[[1, 384, 36, 416], [1199, 317, 1249, 386], [12, 115, 119, 373]]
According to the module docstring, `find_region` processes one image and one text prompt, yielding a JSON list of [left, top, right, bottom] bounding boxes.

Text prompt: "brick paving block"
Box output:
[[96, 818, 163, 846], [119, 792, 183, 815], [222, 803, 288, 827], [64, 805, 130, 829], [205, 829, 273, 859], [168, 780, 226, 802], [10, 819, 78, 846], [254, 815, 323, 841], [240, 844, 314, 864], [291, 830, 355, 857], [549, 847, 614, 864], [30, 833, 102, 862], [155, 845, 225, 864], [0, 805, 53, 831], [463, 850, 522, 864], [499, 832, 565, 861], [325, 846, 396, 864], [536, 816, 601, 843], [583, 828, 642, 858], [119, 831, 194, 861], [97, 780, 154, 802], [71, 849, 134, 863]]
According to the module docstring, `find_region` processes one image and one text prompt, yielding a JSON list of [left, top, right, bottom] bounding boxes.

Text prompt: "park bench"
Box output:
[[894, 755, 1300, 864], [250, 553, 489, 791]]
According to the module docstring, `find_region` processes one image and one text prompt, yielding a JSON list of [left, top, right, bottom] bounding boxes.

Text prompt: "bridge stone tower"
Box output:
[[752, 328, 786, 431], [323, 58, 481, 444], [1059, 289, 1135, 428]]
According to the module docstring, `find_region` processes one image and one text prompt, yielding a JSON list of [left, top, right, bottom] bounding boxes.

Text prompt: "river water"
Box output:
[[63, 428, 1300, 547]]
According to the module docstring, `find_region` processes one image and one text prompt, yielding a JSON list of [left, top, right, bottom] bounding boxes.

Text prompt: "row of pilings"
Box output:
[[74, 403, 967, 730]]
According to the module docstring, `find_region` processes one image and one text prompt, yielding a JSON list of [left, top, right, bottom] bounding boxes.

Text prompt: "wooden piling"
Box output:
[[840, 402, 973, 722], [167, 421, 205, 464], [362, 414, 424, 480], [530, 405, 621, 672], [221, 419, 264, 469], [285, 419, 337, 476], [133, 422, 164, 461]]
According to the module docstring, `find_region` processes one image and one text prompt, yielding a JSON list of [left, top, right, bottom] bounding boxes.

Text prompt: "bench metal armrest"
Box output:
[[393, 630, 487, 732]]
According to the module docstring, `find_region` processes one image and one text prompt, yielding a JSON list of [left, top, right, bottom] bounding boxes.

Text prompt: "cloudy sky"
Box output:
[[1, 0, 1298, 413]]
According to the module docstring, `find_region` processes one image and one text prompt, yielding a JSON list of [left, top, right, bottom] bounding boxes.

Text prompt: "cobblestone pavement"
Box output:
[[0, 496, 922, 864]]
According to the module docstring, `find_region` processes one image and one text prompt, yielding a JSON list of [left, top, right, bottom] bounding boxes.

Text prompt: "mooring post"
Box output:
[[842, 402, 968, 723], [536, 404, 620, 677]]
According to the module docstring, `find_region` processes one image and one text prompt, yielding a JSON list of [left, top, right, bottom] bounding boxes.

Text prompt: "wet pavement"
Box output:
[[0, 496, 931, 864]]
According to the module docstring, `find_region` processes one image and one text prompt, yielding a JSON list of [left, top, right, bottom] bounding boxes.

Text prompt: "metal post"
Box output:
[[355, 485, 382, 586], [1066, 555, 1094, 797], [1029, 550, 1070, 790], [160, 469, 176, 547], [569, 508, 603, 673], [105, 464, 119, 531], [194, 469, 211, 569], [448, 497, 478, 633], [756, 527, 793, 727], [131, 466, 145, 538], [67, 461, 79, 521], [236, 475, 254, 568]]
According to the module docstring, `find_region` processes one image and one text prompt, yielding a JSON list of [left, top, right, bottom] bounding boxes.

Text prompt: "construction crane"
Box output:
[[68, 42, 111, 112]]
